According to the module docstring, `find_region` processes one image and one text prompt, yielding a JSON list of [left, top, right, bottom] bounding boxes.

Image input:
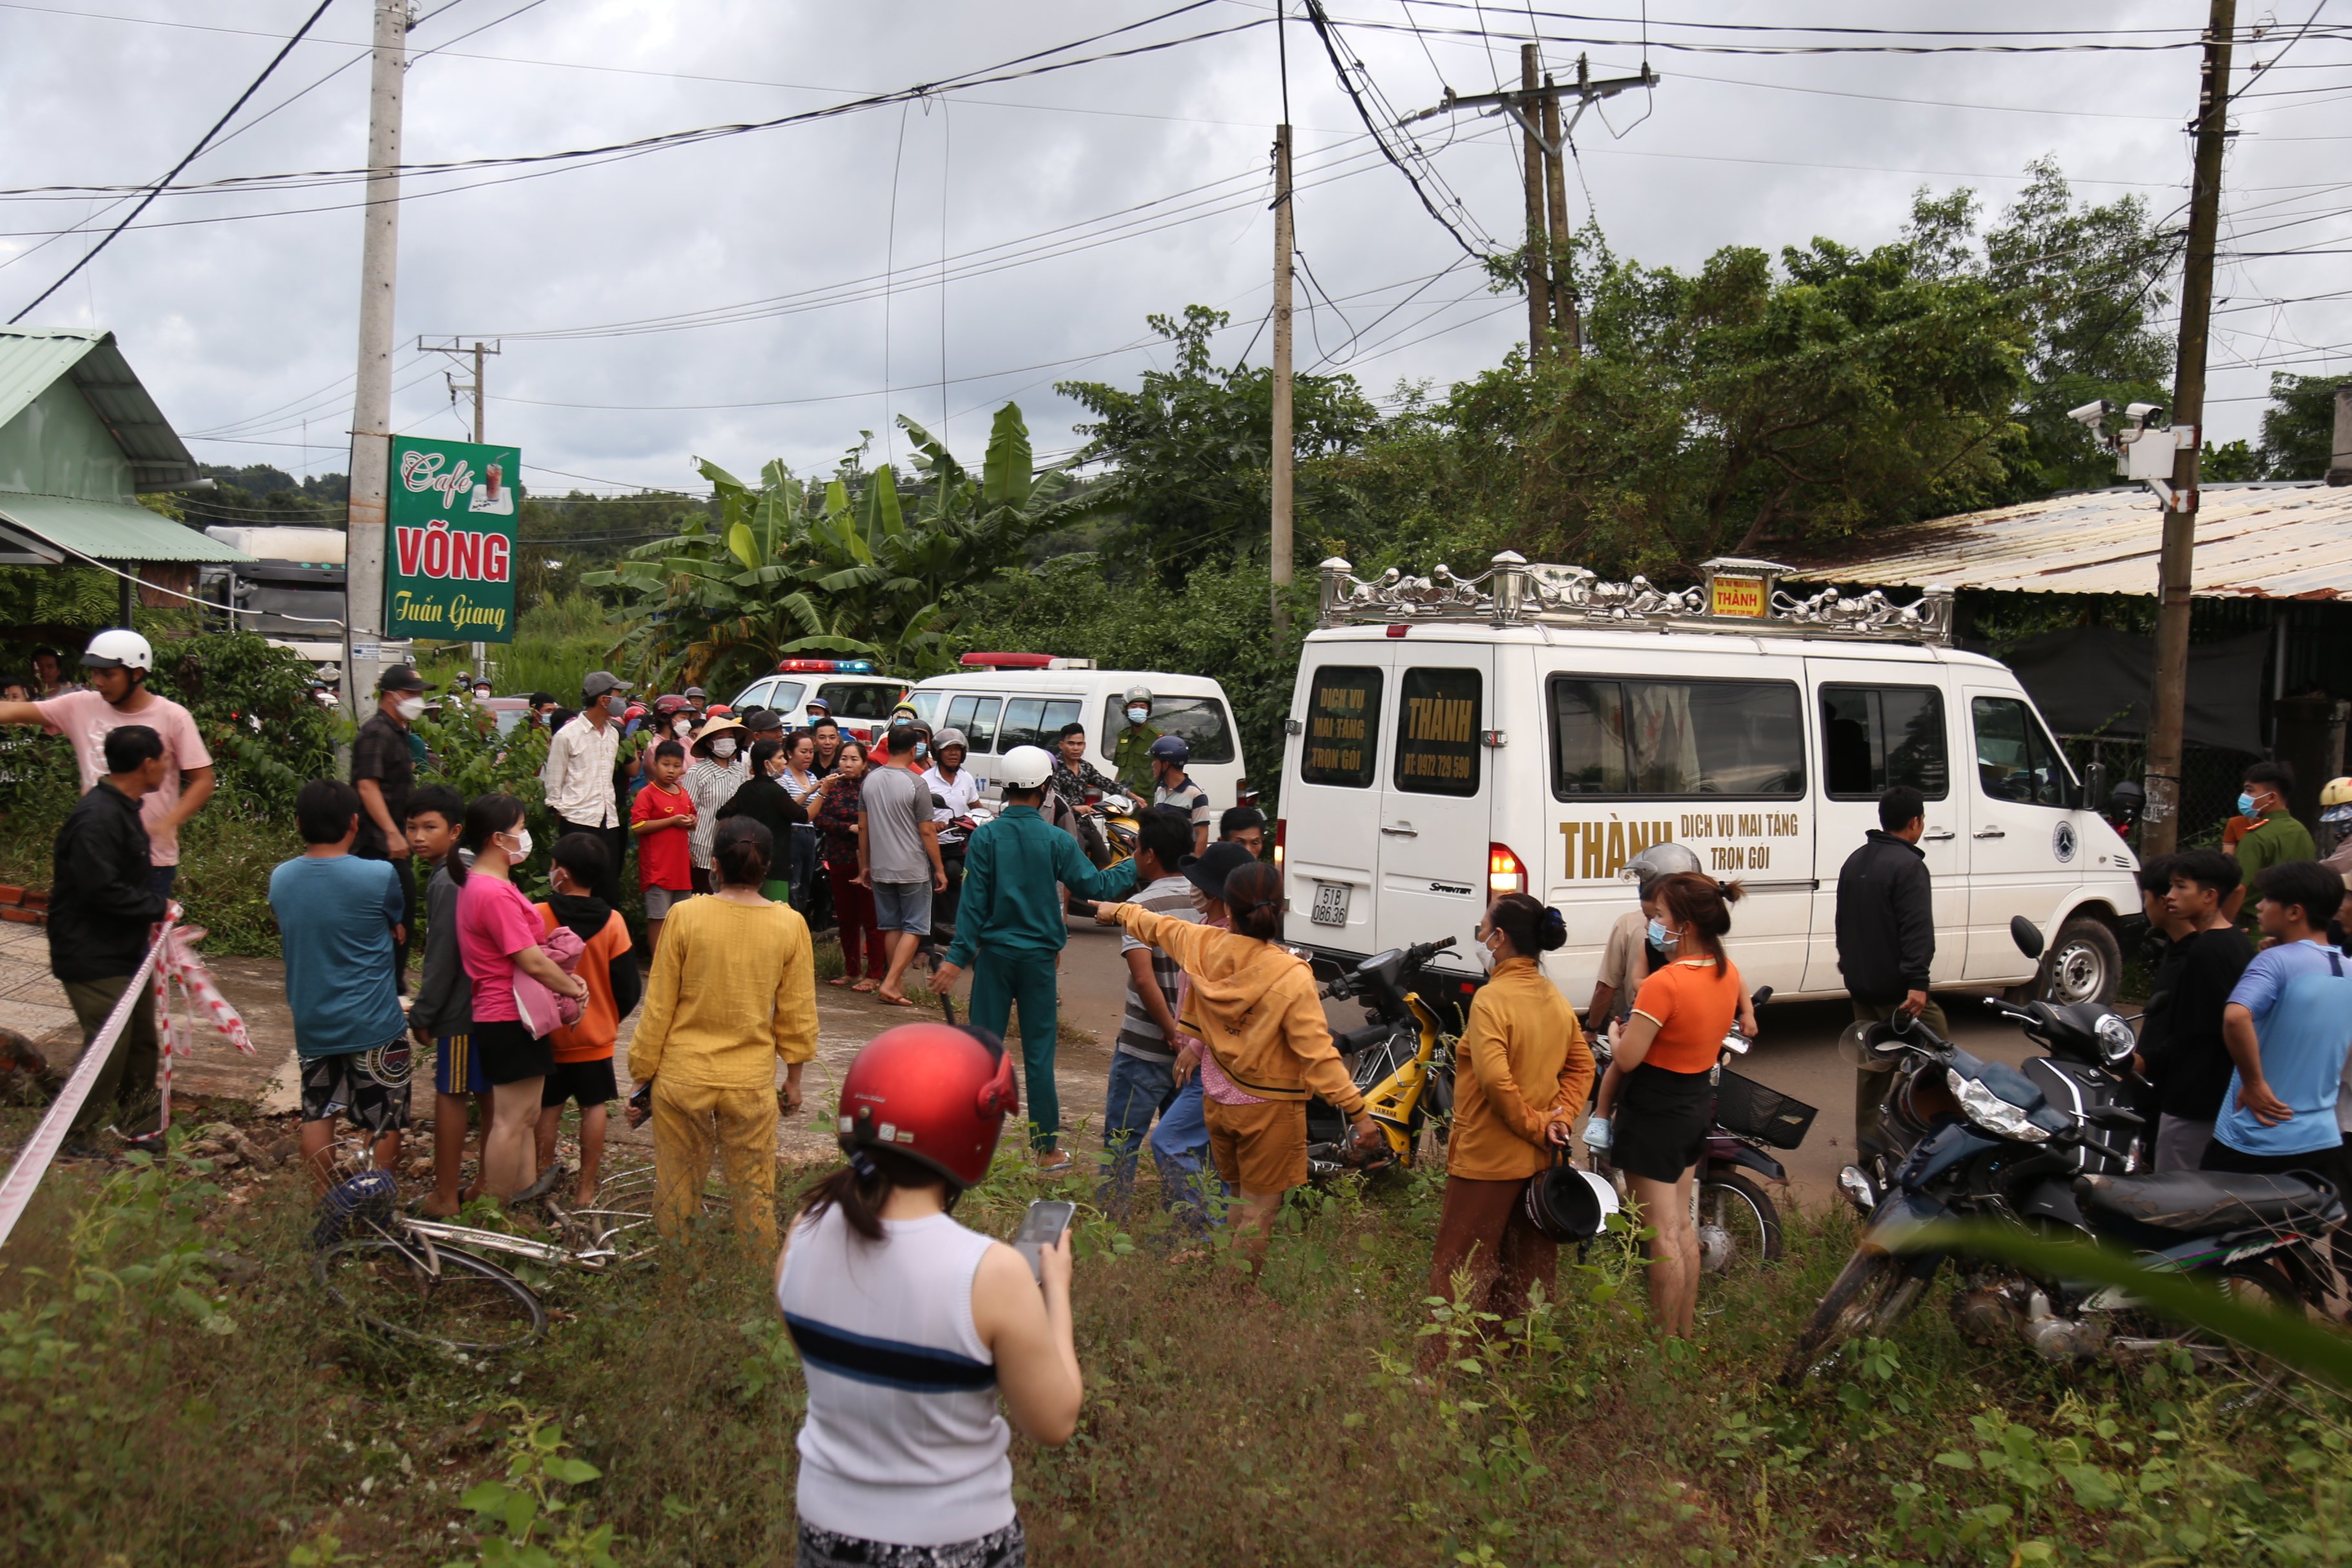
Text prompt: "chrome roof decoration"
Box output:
[[1317, 551, 1955, 645]]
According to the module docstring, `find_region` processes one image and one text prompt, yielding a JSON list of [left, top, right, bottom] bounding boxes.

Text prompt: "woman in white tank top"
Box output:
[[774, 1022, 1080, 1568]]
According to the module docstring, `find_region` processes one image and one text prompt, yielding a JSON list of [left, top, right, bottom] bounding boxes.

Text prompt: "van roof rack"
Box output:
[[1315, 553, 1954, 646]]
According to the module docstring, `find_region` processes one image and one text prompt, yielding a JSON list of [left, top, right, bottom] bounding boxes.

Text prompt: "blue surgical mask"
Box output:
[[1646, 917, 1668, 947], [914, 742, 929, 761], [2238, 792, 2259, 817]]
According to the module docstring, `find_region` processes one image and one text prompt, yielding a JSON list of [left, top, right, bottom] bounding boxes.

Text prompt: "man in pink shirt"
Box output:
[[0, 629, 214, 897]]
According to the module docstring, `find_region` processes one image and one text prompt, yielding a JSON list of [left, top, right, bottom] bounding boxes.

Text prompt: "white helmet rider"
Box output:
[[998, 744, 1055, 790]]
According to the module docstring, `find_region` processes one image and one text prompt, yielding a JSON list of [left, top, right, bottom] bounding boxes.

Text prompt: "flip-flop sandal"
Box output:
[[875, 994, 916, 1007], [852, 981, 881, 993], [827, 977, 852, 988]]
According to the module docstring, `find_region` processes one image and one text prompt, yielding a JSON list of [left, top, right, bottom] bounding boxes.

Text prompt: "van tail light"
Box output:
[[1273, 818, 1286, 872], [1487, 842, 1527, 896]]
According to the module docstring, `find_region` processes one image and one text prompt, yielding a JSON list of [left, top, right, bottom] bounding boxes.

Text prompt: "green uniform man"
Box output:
[[2233, 762, 2316, 889], [931, 743, 1139, 1168], [1110, 683, 1162, 798]]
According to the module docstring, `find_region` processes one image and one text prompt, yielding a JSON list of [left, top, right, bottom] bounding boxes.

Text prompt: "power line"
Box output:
[[1300, 0, 1488, 255]]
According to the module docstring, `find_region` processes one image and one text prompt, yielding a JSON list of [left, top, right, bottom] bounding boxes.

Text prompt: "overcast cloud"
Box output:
[[3, 1, 2345, 501]]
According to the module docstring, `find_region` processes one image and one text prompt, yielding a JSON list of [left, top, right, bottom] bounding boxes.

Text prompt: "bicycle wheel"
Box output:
[[315, 1235, 546, 1354], [1698, 1172, 1783, 1279], [567, 1164, 732, 1262]]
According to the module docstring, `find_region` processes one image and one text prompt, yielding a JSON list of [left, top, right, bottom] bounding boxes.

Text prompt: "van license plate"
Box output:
[[1311, 881, 1350, 927]]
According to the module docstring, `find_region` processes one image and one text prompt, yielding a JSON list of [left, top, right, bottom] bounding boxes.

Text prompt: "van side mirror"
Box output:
[[2011, 916, 2046, 961], [2081, 759, 2108, 813]]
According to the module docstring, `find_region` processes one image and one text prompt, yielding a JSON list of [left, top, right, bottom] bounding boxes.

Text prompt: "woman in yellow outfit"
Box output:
[[627, 817, 818, 1257], [1094, 859, 1384, 1268], [1426, 893, 1594, 1333]]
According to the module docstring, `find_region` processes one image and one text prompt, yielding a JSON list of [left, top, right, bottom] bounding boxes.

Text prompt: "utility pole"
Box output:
[[1518, 44, 1549, 363], [420, 337, 503, 683], [342, 0, 407, 720], [1270, 124, 1295, 634], [2142, 0, 2235, 856], [1540, 72, 1575, 358]]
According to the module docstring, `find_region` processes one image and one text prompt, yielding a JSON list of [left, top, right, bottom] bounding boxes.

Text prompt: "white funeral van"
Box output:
[[1277, 554, 2144, 1014], [906, 658, 1253, 809]]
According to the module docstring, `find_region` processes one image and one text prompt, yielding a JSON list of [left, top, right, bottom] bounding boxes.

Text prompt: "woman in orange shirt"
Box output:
[[1588, 872, 1755, 1337]]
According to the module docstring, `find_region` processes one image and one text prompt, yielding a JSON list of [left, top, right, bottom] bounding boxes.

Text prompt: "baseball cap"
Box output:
[[377, 664, 426, 694], [582, 671, 630, 700]]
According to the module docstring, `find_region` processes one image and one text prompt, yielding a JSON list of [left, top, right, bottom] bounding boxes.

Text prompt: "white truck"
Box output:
[[1277, 554, 2144, 1015]]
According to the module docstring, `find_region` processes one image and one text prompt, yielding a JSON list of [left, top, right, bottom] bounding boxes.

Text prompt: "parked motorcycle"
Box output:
[[1784, 916, 2344, 1382], [1589, 988, 1814, 1275], [1306, 937, 1458, 1177], [1080, 788, 1140, 868]]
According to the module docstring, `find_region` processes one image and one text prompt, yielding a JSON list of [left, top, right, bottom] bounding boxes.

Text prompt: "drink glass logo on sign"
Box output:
[[385, 435, 521, 643]]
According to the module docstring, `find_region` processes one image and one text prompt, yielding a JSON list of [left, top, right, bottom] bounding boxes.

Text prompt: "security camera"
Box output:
[[2124, 402, 2164, 426], [2067, 399, 2117, 428]]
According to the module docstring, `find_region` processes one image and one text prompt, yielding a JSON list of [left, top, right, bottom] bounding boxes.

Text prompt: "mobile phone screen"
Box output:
[[1011, 1199, 1076, 1282]]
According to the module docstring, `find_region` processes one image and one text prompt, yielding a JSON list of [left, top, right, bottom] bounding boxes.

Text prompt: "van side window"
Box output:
[[999, 698, 1080, 752], [1299, 666, 1381, 788], [1548, 677, 1803, 798], [1100, 695, 1236, 764], [1820, 685, 1948, 799], [909, 691, 945, 727], [1971, 696, 2071, 807], [945, 695, 1001, 753], [1395, 668, 1482, 797]]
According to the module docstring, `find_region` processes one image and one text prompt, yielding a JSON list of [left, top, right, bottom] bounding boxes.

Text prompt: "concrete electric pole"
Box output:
[[1518, 45, 1549, 362], [342, 0, 408, 720], [1540, 74, 1575, 358], [1270, 124, 1295, 632], [2142, 0, 2236, 856]]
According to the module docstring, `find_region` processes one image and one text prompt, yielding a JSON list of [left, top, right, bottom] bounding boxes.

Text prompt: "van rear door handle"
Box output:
[[1922, 828, 1956, 841], [1380, 823, 1418, 837], [1973, 827, 2006, 839]]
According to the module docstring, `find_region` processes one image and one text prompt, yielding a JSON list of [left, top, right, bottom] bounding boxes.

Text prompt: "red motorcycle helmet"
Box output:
[[653, 694, 691, 716], [837, 1023, 1019, 1190]]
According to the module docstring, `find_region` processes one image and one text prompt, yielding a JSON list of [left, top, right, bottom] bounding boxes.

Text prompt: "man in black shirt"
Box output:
[[352, 665, 423, 994], [1836, 785, 1946, 1148], [50, 724, 172, 1156], [2141, 849, 2255, 1170]]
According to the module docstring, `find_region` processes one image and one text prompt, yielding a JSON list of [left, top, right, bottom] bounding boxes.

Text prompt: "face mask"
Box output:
[[914, 743, 929, 761], [674, 717, 692, 737], [2239, 792, 2259, 817], [712, 738, 736, 759], [395, 696, 426, 722], [1646, 917, 1667, 947], [504, 827, 533, 862], [1126, 707, 1149, 725], [474, 689, 491, 701], [1476, 937, 1496, 975]]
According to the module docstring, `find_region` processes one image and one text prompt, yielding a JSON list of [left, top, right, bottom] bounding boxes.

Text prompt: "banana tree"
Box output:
[[584, 400, 1095, 692]]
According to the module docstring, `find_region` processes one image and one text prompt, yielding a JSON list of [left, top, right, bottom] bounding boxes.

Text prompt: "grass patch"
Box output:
[[3, 1105, 2347, 1566]]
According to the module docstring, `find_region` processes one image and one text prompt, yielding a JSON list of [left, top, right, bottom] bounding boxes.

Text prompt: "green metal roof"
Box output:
[[0, 492, 251, 565], [0, 328, 200, 491]]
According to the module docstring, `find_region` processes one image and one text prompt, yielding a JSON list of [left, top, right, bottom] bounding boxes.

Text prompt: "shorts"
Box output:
[[643, 883, 689, 919], [1204, 1095, 1308, 1197], [542, 1056, 619, 1109], [473, 1017, 554, 1086], [435, 1032, 489, 1097], [796, 1518, 1024, 1568], [300, 1038, 413, 1135], [1613, 1062, 1715, 1183], [872, 879, 932, 935]]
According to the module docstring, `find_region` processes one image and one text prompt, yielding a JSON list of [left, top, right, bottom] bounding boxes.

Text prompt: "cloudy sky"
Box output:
[[3, 1, 2346, 503]]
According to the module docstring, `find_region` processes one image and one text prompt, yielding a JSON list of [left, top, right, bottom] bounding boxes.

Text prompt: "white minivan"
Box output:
[[1279, 554, 2144, 1012], [906, 660, 1253, 809]]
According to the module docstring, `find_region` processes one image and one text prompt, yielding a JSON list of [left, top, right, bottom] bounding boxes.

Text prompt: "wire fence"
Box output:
[[2055, 732, 2256, 852]]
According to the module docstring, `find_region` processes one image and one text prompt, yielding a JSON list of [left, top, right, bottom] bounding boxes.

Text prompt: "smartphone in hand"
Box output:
[[1010, 1199, 1076, 1283]]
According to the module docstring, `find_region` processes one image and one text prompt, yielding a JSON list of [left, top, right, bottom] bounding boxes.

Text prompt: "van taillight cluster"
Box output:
[[1273, 818, 1286, 871], [1487, 843, 1527, 897]]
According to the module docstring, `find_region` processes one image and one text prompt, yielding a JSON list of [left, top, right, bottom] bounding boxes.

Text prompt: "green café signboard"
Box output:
[[384, 434, 520, 643]]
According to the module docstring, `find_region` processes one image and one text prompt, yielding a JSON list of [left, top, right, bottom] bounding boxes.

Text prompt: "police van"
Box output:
[[1277, 554, 2142, 1012]]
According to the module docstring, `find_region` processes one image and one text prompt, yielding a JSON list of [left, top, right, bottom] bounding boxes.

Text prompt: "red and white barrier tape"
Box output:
[[0, 917, 253, 1251], [149, 922, 255, 1130]]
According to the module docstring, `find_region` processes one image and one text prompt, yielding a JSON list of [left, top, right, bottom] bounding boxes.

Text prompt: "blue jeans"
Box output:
[[786, 825, 821, 916], [1100, 1051, 1177, 1213], [1149, 1075, 1223, 1230]]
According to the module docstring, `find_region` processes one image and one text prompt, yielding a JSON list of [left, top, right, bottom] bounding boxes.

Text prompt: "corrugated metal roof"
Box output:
[[1787, 480, 2352, 600], [0, 327, 199, 491], [0, 493, 250, 564]]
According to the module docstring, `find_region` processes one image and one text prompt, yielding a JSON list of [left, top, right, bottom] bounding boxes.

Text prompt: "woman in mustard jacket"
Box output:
[[1095, 859, 1383, 1269], [1426, 893, 1594, 1329]]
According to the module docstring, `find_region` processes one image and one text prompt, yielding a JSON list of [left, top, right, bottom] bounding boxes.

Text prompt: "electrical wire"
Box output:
[[1300, 0, 1487, 255]]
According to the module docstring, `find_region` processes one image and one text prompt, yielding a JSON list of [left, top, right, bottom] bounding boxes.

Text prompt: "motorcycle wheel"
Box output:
[[2116, 1258, 2306, 1371], [1781, 1252, 1926, 1385], [1698, 1171, 1782, 1278]]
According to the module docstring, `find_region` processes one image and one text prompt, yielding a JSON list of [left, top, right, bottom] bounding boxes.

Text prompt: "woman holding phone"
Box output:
[[776, 1022, 1081, 1568]]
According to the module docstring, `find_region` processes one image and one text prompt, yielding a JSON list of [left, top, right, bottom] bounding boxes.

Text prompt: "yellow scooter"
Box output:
[[1306, 936, 1460, 1178]]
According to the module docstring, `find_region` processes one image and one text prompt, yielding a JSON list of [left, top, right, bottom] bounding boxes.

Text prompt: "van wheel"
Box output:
[[2039, 917, 2121, 1006]]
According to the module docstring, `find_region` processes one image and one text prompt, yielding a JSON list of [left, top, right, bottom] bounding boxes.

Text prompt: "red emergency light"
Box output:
[[775, 658, 879, 674], [958, 652, 1097, 670]]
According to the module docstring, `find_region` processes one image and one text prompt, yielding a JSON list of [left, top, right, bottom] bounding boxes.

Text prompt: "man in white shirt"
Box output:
[[923, 727, 985, 948], [540, 669, 635, 901]]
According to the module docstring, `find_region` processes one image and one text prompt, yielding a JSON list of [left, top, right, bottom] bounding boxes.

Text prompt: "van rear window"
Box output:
[[1396, 668, 1482, 796], [1549, 677, 1803, 799], [1298, 666, 1381, 788]]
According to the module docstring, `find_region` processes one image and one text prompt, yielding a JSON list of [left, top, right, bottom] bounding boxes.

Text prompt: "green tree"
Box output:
[[1057, 306, 1383, 583], [2258, 371, 2351, 478]]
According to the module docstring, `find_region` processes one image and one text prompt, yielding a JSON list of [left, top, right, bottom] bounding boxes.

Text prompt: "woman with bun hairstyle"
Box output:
[[627, 817, 818, 1257], [775, 1021, 1080, 1568], [1425, 894, 1593, 1337], [1093, 859, 1385, 1269], [1587, 871, 1756, 1337]]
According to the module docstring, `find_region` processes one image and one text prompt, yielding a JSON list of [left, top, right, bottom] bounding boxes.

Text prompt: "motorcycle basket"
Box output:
[[1714, 1068, 1816, 1150]]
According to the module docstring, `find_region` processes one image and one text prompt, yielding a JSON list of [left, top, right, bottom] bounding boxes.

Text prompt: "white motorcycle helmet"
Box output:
[[81, 628, 154, 674], [998, 744, 1055, 790]]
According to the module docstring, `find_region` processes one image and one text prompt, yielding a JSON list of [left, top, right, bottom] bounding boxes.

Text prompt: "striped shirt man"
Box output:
[[1115, 874, 1199, 1063]]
